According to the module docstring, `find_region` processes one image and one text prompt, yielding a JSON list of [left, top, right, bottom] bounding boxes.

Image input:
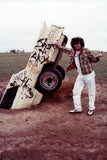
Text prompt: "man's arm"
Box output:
[[88, 50, 103, 63], [54, 43, 72, 54], [96, 53, 103, 58]]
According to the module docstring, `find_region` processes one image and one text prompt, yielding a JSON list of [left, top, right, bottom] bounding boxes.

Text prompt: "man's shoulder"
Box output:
[[82, 48, 91, 54], [83, 48, 90, 52]]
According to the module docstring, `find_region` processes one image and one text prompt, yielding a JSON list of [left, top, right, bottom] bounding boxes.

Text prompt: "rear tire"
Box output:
[[56, 65, 65, 79], [35, 68, 62, 93]]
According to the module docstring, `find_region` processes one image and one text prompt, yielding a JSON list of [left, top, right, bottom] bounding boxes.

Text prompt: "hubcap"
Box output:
[[40, 72, 58, 90]]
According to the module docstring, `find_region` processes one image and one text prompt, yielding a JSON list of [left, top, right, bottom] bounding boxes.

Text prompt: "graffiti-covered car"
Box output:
[[0, 23, 67, 109]]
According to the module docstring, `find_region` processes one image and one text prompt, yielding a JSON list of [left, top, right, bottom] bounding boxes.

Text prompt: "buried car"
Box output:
[[0, 23, 68, 109]]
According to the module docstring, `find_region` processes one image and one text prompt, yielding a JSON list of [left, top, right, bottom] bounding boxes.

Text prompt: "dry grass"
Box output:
[[0, 52, 107, 82]]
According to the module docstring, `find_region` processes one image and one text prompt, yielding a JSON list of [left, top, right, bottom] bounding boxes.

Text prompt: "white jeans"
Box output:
[[73, 71, 96, 111]]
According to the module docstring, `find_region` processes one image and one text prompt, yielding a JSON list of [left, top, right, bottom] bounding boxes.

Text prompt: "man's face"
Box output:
[[74, 42, 81, 51]]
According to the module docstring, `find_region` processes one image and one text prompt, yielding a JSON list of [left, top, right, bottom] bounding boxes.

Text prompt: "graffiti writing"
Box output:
[[31, 38, 54, 65], [10, 71, 34, 99], [47, 28, 57, 41], [27, 60, 40, 75], [24, 88, 34, 99], [21, 77, 34, 99]]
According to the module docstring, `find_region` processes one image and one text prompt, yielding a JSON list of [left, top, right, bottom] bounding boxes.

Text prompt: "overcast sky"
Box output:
[[0, 0, 107, 52]]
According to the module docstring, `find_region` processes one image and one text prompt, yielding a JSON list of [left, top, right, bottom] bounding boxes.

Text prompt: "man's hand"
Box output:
[[54, 43, 60, 48], [96, 53, 103, 58]]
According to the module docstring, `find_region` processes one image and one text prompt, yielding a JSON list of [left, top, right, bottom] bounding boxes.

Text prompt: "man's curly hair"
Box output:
[[71, 37, 85, 50]]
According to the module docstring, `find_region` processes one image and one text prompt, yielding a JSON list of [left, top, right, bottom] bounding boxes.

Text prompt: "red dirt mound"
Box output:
[[0, 76, 107, 160]]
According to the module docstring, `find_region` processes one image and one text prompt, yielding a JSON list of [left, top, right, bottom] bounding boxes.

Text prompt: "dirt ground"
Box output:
[[0, 76, 107, 160]]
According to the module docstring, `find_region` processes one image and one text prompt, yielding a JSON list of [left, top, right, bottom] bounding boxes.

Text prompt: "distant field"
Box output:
[[0, 53, 30, 81], [0, 52, 107, 82]]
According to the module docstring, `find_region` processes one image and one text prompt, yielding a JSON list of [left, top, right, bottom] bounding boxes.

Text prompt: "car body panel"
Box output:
[[0, 23, 65, 109]]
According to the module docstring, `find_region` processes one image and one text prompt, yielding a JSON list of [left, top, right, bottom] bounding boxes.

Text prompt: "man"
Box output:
[[54, 37, 103, 116]]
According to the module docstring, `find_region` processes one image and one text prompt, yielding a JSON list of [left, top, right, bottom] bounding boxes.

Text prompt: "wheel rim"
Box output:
[[40, 72, 58, 90]]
